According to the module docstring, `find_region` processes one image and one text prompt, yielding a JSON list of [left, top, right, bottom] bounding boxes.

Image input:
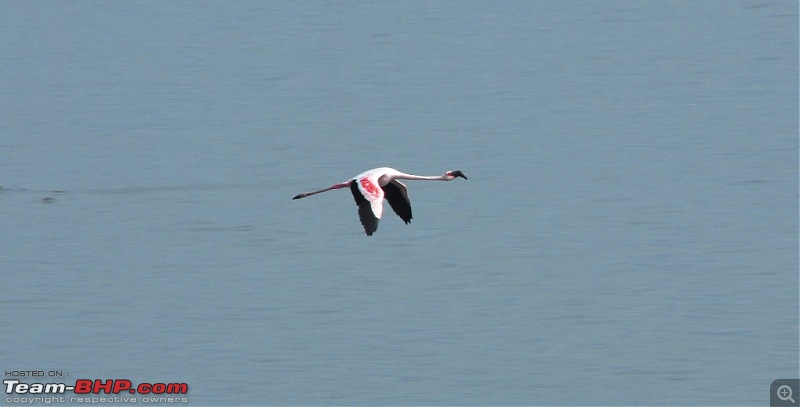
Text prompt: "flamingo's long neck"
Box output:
[[392, 173, 449, 182]]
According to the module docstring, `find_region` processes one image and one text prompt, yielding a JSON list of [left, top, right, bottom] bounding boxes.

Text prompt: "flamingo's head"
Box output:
[[447, 170, 468, 180]]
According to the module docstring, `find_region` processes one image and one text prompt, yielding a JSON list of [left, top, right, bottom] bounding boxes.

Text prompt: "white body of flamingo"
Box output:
[[293, 167, 467, 236]]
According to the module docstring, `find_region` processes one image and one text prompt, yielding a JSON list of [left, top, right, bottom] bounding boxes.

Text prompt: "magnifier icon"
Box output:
[[778, 385, 796, 403]]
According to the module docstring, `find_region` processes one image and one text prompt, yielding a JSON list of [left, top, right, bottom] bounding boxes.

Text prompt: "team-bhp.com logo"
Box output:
[[4, 379, 189, 404]]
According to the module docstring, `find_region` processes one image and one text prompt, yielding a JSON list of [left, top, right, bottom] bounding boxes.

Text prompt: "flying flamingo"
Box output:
[[293, 167, 467, 236]]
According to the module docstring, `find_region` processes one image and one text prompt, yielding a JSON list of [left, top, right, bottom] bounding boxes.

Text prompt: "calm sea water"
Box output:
[[1, 1, 797, 405]]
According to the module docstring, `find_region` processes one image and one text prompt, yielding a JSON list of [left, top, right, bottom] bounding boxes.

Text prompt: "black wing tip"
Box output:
[[363, 220, 378, 235], [363, 224, 377, 236], [355, 200, 379, 237]]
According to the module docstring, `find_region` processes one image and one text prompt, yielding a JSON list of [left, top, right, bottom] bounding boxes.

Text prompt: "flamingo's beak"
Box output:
[[450, 170, 467, 180]]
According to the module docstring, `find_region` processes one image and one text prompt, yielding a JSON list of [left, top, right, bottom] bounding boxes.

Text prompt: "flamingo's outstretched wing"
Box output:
[[350, 178, 383, 236], [382, 180, 412, 224]]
